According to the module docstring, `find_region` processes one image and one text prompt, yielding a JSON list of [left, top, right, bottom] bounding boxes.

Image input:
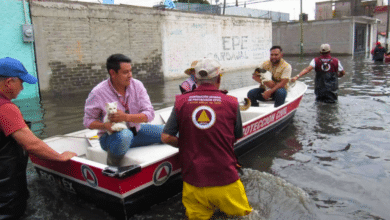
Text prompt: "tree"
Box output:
[[175, 0, 210, 4]]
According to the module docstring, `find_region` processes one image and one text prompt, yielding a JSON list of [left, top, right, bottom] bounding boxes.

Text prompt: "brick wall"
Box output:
[[31, 1, 165, 95]]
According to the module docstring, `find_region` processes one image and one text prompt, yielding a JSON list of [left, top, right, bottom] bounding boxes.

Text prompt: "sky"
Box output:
[[73, 0, 388, 21]]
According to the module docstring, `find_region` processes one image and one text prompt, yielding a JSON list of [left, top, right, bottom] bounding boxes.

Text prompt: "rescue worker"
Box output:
[[0, 57, 77, 219], [161, 58, 252, 219], [371, 42, 387, 62], [292, 44, 346, 103]]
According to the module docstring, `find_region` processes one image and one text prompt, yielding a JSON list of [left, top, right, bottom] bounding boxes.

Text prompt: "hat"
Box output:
[[184, 60, 198, 75], [320, 44, 331, 53], [376, 41, 381, 46], [0, 57, 37, 84], [194, 58, 221, 79]]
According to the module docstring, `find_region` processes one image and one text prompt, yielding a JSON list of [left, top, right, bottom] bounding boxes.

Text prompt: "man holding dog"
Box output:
[[247, 45, 292, 107]]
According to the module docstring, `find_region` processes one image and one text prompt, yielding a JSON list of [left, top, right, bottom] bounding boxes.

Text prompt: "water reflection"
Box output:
[[314, 102, 341, 135]]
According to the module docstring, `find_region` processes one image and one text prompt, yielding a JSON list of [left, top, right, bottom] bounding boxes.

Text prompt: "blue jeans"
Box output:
[[247, 87, 287, 107], [99, 124, 164, 157]]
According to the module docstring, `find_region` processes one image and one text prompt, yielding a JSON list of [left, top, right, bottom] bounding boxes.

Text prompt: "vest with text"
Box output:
[[174, 84, 239, 187]]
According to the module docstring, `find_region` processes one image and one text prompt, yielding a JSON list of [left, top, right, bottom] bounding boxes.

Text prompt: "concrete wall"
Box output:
[[30, 1, 271, 95], [0, 0, 39, 100], [374, 11, 387, 33], [316, 2, 333, 20], [224, 7, 289, 22], [161, 13, 271, 79], [273, 17, 378, 55]]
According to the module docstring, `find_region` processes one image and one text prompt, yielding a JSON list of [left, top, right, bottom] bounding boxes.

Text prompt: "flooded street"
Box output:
[[17, 54, 390, 220]]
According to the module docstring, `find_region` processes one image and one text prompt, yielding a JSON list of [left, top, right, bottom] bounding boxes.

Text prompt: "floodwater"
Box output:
[[16, 54, 390, 220]]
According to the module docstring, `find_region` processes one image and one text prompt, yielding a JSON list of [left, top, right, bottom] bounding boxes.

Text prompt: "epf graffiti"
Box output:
[[208, 36, 249, 61]]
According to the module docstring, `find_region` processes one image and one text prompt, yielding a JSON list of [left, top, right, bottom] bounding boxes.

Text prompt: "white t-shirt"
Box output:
[[309, 59, 344, 72]]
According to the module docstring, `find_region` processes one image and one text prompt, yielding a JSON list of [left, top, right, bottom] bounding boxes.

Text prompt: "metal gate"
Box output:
[[354, 24, 366, 54]]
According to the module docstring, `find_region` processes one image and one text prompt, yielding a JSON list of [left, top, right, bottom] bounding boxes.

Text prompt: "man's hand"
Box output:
[[261, 90, 272, 100], [103, 122, 114, 133], [59, 151, 77, 161], [291, 76, 299, 82], [109, 110, 127, 123], [338, 71, 346, 77]]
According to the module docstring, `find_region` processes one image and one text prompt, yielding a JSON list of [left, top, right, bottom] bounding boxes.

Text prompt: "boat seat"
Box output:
[[86, 141, 178, 166]]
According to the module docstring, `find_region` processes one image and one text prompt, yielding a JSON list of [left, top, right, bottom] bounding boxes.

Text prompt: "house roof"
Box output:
[[374, 6, 389, 13]]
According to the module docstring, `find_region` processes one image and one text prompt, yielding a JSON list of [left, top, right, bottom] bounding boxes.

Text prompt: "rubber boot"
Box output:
[[107, 151, 124, 167]]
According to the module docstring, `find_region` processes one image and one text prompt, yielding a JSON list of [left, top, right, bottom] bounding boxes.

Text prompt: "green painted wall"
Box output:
[[0, 0, 39, 100]]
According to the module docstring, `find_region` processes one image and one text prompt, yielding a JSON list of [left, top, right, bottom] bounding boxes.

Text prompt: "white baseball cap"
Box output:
[[194, 58, 221, 79], [320, 44, 331, 53]]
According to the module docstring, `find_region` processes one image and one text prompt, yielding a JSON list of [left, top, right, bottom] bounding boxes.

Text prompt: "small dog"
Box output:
[[253, 68, 272, 86], [103, 102, 128, 135]]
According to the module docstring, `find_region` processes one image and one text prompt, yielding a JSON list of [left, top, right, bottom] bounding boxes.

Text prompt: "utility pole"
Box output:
[[236, 0, 238, 7], [223, 0, 226, 15], [386, 1, 390, 51], [300, 0, 304, 55]]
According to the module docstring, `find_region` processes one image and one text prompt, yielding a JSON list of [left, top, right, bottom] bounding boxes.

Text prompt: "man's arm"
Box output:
[[291, 65, 314, 82], [234, 105, 243, 140], [337, 60, 345, 77], [88, 120, 114, 133], [109, 110, 148, 124], [161, 133, 178, 148], [262, 78, 289, 100], [134, 80, 155, 123], [338, 70, 346, 77], [12, 127, 76, 161], [161, 107, 179, 148]]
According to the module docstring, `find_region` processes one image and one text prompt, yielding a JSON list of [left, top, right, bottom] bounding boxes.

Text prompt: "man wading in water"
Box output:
[[161, 58, 253, 219]]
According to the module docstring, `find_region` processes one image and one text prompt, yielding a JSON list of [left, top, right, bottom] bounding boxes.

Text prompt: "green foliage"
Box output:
[[175, 0, 210, 4]]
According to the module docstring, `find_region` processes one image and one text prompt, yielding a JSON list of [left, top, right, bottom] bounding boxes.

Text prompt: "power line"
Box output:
[[225, 0, 275, 7]]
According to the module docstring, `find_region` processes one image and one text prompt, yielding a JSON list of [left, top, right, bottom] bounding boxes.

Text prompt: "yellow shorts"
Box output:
[[182, 179, 252, 220]]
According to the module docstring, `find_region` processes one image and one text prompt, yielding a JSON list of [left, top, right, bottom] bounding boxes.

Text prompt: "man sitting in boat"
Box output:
[[179, 60, 198, 94], [247, 45, 291, 107], [83, 54, 164, 166], [161, 58, 253, 220]]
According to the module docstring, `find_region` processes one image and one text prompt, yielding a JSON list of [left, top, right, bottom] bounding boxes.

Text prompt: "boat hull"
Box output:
[[34, 165, 182, 219]]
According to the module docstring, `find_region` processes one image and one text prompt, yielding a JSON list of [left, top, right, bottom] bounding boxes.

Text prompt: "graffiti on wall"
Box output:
[[208, 36, 249, 61]]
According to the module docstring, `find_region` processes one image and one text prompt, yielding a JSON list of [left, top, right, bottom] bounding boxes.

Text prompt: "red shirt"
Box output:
[[0, 93, 27, 136]]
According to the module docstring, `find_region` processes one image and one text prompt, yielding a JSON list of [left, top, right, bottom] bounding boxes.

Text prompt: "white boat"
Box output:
[[30, 81, 307, 219]]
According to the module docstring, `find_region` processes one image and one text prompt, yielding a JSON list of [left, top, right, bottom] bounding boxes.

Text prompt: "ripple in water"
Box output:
[[232, 168, 317, 220]]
